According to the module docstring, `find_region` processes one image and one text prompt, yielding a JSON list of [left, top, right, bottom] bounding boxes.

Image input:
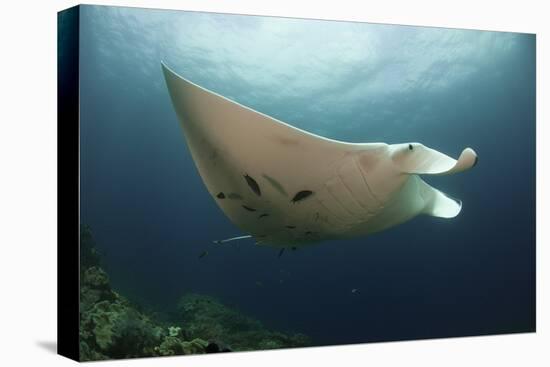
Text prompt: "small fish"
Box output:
[[262, 174, 288, 197], [351, 288, 359, 294], [228, 193, 243, 200], [258, 213, 269, 219], [216, 192, 225, 199], [244, 174, 261, 196], [291, 190, 313, 203], [278, 248, 285, 258], [242, 205, 256, 212], [198, 250, 209, 259], [213, 235, 253, 244], [285, 225, 296, 229]]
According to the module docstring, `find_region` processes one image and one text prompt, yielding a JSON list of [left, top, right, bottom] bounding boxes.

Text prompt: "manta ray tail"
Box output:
[[213, 235, 253, 244]]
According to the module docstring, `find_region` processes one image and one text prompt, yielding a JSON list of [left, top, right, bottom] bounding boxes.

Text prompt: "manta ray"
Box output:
[[162, 62, 478, 248]]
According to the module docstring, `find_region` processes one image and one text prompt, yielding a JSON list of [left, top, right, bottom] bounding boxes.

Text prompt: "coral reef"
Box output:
[[177, 294, 309, 351], [79, 226, 310, 361], [155, 337, 210, 356], [79, 266, 166, 360], [168, 326, 181, 337]]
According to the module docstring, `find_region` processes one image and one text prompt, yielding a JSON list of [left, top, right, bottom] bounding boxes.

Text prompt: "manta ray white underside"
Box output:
[[162, 62, 478, 248]]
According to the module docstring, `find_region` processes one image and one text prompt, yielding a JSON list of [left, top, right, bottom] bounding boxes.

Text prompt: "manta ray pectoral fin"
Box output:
[[392, 143, 478, 176], [417, 177, 462, 218]]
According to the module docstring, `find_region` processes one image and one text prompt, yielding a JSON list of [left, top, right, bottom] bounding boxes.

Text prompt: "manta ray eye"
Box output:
[[408, 144, 413, 151]]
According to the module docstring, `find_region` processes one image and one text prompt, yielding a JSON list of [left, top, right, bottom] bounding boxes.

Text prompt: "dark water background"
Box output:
[[79, 5, 535, 345]]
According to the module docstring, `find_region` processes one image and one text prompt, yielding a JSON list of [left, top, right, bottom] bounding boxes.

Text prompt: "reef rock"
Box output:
[[177, 293, 310, 351], [78, 225, 309, 361]]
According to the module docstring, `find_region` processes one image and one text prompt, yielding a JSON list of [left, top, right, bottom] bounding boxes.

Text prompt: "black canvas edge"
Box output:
[[57, 5, 80, 362]]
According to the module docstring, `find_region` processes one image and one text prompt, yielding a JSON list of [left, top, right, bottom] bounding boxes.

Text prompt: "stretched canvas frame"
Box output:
[[58, 4, 536, 362]]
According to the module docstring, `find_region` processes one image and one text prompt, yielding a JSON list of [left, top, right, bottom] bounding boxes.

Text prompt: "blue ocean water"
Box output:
[[79, 5, 535, 345]]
